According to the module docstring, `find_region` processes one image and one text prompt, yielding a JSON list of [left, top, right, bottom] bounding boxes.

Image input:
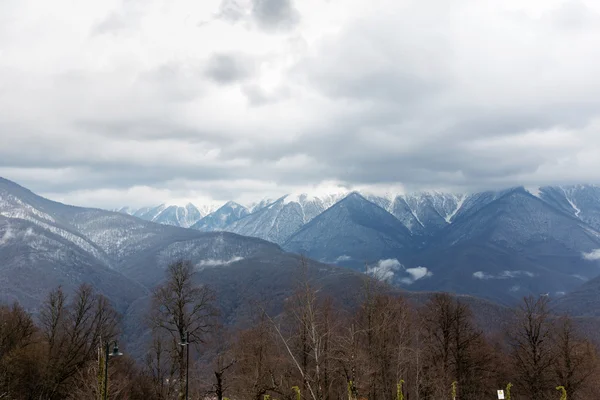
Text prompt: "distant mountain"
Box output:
[[153, 203, 202, 228], [0, 178, 145, 310], [191, 201, 250, 232], [118, 185, 600, 244], [5, 175, 600, 332], [0, 177, 294, 311], [2, 177, 399, 361], [109, 183, 600, 305], [283, 193, 415, 268], [224, 193, 345, 244], [115, 206, 136, 215], [119, 203, 219, 228], [537, 185, 600, 231], [365, 192, 465, 236], [409, 188, 600, 304]]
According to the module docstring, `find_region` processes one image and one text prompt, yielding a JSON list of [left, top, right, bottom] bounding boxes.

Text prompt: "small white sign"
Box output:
[[497, 390, 505, 399]]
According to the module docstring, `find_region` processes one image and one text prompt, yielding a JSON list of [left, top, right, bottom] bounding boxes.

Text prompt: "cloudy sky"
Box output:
[[1, 0, 600, 208]]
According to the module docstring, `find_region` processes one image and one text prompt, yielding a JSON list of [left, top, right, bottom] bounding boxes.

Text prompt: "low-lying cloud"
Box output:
[[366, 259, 402, 282], [473, 270, 536, 280], [367, 259, 432, 284], [401, 267, 433, 285], [335, 255, 352, 262], [583, 249, 600, 261], [196, 256, 244, 268]]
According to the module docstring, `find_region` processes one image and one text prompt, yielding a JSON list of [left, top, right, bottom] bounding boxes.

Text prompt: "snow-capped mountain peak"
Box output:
[[118, 202, 221, 228]]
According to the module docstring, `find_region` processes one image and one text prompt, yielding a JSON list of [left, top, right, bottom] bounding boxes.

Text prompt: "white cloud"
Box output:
[[335, 255, 352, 262], [367, 259, 433, 284], [473, 270, 535, 279], [2, 0, 600, 207], [406, 266, 432, 281], [378, 259, 403, 270], [366, 258, 402, 282], [400, 266, 432, 285], [196, 256, 244, 268], [583, 249, 600, 261], [473, 271, 494, 280], [501, 270, 536, 278], [368, 260, 433, 285]]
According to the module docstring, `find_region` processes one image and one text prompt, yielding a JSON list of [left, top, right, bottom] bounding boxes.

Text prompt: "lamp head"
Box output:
[[110, 341, 123, 357], [179, 332, 190, 346]]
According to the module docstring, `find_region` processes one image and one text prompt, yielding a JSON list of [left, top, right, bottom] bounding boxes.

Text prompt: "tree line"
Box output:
[[1, 259, 599, 400]]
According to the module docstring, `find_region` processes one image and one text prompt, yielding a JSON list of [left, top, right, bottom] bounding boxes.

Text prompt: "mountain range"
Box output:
[[123, 185, 600, 241], [3, 176, 600, 358], [3, 176, 600, 311], [3, 174, 600, 372], [0, 177, 355, 314], [117, 184, 600, 305]]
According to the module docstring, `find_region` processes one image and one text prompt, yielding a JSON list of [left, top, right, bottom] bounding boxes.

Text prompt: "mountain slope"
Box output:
[[538, 185, 600, 231], [191, 201, 250, 231], [409, 188, 600, 304], [0, 178, 147, 310], [0, 177, 282, 311], [153, 203, 202, 228], [554, 273, 600, 317], [224, 194, 343, 244], [129, 203, 208, 228], [283, 193, 415, 267]]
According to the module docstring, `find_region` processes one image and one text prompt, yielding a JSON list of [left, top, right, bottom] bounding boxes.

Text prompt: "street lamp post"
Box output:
[[103, 340, 123, 400], [179, 332, 190, 400]]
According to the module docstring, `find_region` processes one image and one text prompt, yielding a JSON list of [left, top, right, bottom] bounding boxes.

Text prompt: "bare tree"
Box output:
[[509, 295, 555, 400], [143, 334, 178, 399], [150, 260, 218, 399], [37, 284, 120, 400], [0, 303, 37, 397], [228, 309, 292, 400], [0, 303, 36, 358], [267, 258, 342, 400], [419, 294, 491, 400], [66, 354, 136, 400], [342, 293, 412, 400], [553, 316, 598, 400]]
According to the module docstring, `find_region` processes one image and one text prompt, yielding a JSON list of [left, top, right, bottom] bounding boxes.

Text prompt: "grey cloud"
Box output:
[[216, 0, 300, 32], [242, 83, 291, 106], [217, 0, 247, 22], [204, 53, 256, 85], [92, 13, 129, 35], [251, 0, 300, 32], [91, 1, 146, 36], [3, 0, 600, 207], [550, 0, 600, 30]]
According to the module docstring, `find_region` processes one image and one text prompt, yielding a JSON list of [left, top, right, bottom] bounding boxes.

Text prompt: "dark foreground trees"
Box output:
[[508, 296, 600, 400], [0, 284, 124, 399], [2, 260, 600, 400], [149, 260, 218, 399]]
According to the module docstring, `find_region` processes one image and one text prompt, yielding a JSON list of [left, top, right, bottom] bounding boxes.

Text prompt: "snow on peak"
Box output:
[[282, 193, 310, 205], [525, 187, 542, 198], [445, 194, 466, 223]]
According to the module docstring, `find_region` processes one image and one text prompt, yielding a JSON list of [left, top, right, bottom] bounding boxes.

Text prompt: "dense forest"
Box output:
[[1, 260, 599, 400]]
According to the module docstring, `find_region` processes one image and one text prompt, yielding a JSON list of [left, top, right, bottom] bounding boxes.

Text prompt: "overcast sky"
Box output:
[[1, 0, 600, 208]]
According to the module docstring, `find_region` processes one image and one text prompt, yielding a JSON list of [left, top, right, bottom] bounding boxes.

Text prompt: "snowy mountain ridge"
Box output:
[[3, 176, 600, 307], [115, 184, 600, 240], [116, 202, 220, 228]]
